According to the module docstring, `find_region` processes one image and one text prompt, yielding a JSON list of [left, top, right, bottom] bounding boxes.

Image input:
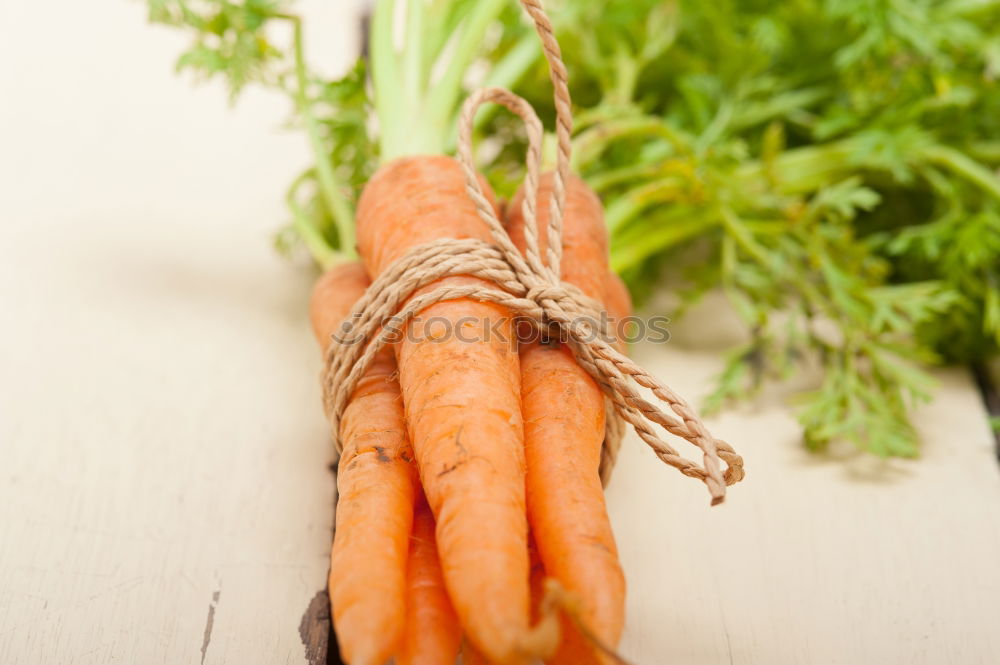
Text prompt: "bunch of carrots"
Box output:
[[310, 157, 632, 665], [150, 0, 741, 662], [297, 2, 634, 663]]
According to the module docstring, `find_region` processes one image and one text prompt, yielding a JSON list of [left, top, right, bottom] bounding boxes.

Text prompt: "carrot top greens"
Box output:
[[148, 0, 1000, 459]]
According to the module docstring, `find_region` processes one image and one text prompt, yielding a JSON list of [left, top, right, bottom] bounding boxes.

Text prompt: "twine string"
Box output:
[[321, 0, 744, 504]]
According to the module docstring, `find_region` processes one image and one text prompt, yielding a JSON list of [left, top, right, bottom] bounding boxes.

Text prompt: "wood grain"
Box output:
[[2, 2, 999, 664], [608, 326, 1000, 664], [0, 2, 360, 663]]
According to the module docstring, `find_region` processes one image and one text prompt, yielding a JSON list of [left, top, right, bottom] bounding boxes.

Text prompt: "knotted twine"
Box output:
[[322, 0, 744, 505]]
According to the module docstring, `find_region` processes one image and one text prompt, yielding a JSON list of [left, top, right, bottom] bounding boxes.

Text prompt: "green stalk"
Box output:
[[919, 144, 1000, 202], [482, 33, 540, 90], [697, 99, 734, 151], [718, 209, 849, 339], [728, 87, 831, 132], [281, 14, 356, 256], [420, 1, 453, 75], [573, 107, 638, 133], [440, 31, 542, 152], [734, 140, 856, 194], [605, 179, 686, 230], [417, 0, 508, 156], [286, 174, 340, 269], [572, 116, 689, 170], [968, 141, 1000, 163], [402, 0, 425, 120], [372, 0, 404, 159], [610, 212, 711, 273], [608, 48, 640, 106], [586, 163, 667, 193], [467, 34, 541, 136], [719, 207, 773, 268]]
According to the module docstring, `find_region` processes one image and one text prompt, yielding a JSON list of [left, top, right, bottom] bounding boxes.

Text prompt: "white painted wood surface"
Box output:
[[609, 338, 1000, 665], [2, 2, 999, 664], [0, 2, 360, 663]]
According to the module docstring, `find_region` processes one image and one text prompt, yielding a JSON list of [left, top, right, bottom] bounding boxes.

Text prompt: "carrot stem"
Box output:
[[279, 14, 356, 255], [919, 144, 1000, 202], [402, 0, 425, 117], [357, 0, 530, 161], [372, 0, 404, 159], [286, 185, 339, 269], [416, 0, 507, 157], [457, 34, 541, 144]]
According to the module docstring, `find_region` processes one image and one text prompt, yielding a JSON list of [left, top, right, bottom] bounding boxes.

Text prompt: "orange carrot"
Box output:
[[463, 641, 493, 665], [604, 271, 633, 350], [507, 174, 626, 665], [507, 174, 609, 302], [528, 536, 547, 627], [309, 263, 418, 665], [463, 536, 549, 665], [356, 156, 532, 664], [397, 491, 462, 665]]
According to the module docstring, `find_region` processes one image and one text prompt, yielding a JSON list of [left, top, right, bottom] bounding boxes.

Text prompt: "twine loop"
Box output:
[[321, 0, 744, 504]]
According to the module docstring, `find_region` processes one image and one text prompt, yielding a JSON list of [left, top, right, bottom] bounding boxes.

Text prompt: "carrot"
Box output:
[[309, 263, 418, 665], [603, 272, 633, 350], [528, 536, 547, 627], [462, 642, 493, 665], [356, 155, 532, 664], [462, 535, 548, 665], [506, 174, 626, 665], [397, 491, 462, 665], [507, 174, 610, 302]]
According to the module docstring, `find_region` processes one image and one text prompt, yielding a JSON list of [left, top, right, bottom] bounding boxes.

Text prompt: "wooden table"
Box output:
[[2, 2, 999, 663]]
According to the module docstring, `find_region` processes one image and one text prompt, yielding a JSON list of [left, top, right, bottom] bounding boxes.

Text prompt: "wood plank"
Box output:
[[3, 2, 1000, 664], [0, 2, 360, 663], [609, 330, 1000, 664]]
